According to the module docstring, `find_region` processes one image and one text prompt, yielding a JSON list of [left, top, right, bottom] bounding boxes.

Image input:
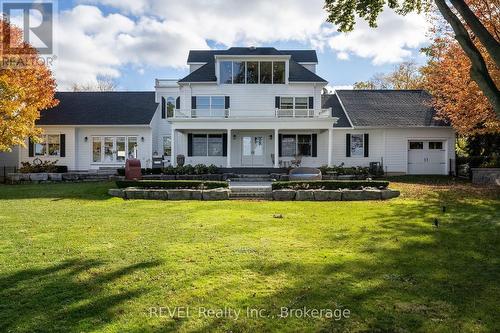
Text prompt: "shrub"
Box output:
[[319, 164, 371, 176], [117, 168, 125, 176], [272, 180, 389, 190], [19, 160, 59, 173], [118, 164, 221, 176], [194, 164, 208, 175], [207, 164, 219, 174], [116, 180, 228, 190]]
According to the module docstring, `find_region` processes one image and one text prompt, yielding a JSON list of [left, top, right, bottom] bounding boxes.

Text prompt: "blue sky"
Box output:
[[49, 0, 430, 91]]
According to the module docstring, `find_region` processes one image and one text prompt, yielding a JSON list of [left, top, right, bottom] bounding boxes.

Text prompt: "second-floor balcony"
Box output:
[[172, 108, 332, 119]]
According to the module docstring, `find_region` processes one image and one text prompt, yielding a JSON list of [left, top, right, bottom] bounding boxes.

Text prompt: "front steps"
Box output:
[[228, 174, 274, 199]]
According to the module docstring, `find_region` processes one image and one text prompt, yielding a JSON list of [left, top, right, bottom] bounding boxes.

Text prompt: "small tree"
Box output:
[[353, 62, 424, 90], [324, 0, 500, 114], [0, 19, 58, 152]]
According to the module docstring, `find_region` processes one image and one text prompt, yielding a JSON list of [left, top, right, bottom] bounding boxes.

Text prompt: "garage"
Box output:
[[408, 140, 447, 175]]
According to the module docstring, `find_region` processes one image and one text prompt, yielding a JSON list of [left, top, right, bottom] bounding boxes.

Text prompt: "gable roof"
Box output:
[[335, 90, 448, 127], [180, 47, 326, 83], [187, 47, 318, 63], [37, 92, 158, 126], [321, 94, 352, 127]]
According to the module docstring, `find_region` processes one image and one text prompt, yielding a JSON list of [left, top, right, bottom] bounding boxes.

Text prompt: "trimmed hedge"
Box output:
[[116, 180, 228, 190], [272, 180, 389, 190]]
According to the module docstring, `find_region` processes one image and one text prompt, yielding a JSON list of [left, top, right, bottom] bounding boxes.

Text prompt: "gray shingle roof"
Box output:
[[335, 90, 449, 127], [321, 94, 352, 127], [180, 47, 326, 83], [187, 47, 318, 63], [37, 92, 158, 126]]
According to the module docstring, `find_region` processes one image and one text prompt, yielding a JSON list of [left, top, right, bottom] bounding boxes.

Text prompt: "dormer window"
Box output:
[[219, 60, 286, 84]]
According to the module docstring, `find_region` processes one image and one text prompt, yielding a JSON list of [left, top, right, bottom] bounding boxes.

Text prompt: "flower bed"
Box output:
[[272, 180, 389, 191], [115, 180, 228, 190]]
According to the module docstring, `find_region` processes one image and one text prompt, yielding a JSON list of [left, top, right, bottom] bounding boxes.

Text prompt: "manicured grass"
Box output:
[[0, 178, 499, 332]]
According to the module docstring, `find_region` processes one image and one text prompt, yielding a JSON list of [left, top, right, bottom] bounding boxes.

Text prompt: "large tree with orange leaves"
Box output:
[[0, 18, 58, 152], [421, 2, 499, 135]]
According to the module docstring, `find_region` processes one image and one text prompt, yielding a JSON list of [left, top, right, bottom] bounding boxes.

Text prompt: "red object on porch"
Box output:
[[125, 159, 142, 180]]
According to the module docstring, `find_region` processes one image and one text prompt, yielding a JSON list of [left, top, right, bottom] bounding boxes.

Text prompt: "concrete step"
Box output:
[[229, 192, 273, 199], [229, 178, 273, 182]]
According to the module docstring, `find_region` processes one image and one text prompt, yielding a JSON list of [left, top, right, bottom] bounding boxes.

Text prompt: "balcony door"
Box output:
[[241, 135, 265, 166]]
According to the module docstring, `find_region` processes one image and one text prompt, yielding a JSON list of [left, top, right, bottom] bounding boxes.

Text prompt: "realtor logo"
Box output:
[[1, 0, 56, 55]]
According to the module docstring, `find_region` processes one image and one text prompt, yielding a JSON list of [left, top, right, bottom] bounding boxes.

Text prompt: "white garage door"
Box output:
[[408, 140, 446, 175]]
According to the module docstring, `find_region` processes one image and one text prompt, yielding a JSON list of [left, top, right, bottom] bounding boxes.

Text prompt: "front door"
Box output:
[[241, 136, 265, 166]]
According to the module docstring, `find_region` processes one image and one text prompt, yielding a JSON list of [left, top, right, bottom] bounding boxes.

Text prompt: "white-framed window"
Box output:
[[34, 134, 60, 157], [162, 136, 172, 156], [429, 141, 443, 149], [220, 60, 286, 84], [92, 136, 138, 164], [196, 96, 225, 110], [281, 134, 313, 157], [350, 134, 364, 157], [166, 97, 175, 118], [279, 97, 310, 109], [192, 134, 224, 157]]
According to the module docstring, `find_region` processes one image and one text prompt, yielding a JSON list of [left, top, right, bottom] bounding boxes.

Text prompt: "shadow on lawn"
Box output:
[[186, 195, 499, 332], [0, 182, 114, 201], [0, 258, 160, 332]]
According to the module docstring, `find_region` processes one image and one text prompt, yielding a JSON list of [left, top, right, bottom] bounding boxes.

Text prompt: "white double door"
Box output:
[[408, 140, 446, 175], [241, 135, 266, 166]]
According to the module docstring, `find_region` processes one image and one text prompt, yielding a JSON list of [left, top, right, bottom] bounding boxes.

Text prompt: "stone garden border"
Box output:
[[109, 187, 399, 201], [109, 188, 230, 201], [272, 188, 400, 201]]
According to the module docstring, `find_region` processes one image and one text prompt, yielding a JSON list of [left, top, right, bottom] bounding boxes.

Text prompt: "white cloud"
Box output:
[[54, 1, 430, 89]]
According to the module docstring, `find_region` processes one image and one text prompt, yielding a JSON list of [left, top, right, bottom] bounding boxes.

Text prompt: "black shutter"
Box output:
[[187, 134, 193, 157], [346, 134, 351, 157], [60, 134, 66, 157], [222, 133, 228, 156], [161, 97, 166, 119], [312, 134, 317, 157], [175, 96, 180, 109], [278, 134, 282, 157], [28, 137, 34, 157], [364, 133, 369, 157], [275, 96, 280, 109], [309, 97, 314, 109], [191, 96, 197, 109], [225, 96, 230, 109]]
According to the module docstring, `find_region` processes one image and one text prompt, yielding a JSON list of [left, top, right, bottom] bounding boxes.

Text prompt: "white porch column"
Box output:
[[226, 129, 232, 168], [328, 128, 333, 167], [274, 128, 279, 168], [171, 127, 176, 166]]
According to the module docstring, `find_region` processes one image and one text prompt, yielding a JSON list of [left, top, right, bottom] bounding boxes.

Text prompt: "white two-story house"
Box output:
[[11, 47, 455, 175]]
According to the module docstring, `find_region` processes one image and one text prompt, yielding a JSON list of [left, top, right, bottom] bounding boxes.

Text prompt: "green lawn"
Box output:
[[0, 178, 498, 332]]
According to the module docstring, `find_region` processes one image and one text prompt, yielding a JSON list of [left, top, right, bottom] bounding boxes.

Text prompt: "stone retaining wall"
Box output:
[[7, 172, 115, 183], [109, 188, 230, 200], [109, 187, 399, 201], [471, 168, 500, 186], [272, 189, 400, 201]]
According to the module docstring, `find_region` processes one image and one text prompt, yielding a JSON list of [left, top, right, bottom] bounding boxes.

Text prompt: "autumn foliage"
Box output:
[[0, 18, 58, 152], [422, 1, 500, 135]]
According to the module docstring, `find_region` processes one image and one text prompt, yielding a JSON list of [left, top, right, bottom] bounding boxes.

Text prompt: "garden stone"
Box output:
[[381, 189, 400, 200], [296, 190, 315, 201], [341, 190, 365, 201], [202, 188, 229, 200], [313, 190, 342, 201], [190, 190, 203, 200], [272, 189, 296, 201], [362, 189, 382, 200], [29, 173, 48, 181], [62, 173, 80, 181], [167, 189, 193, 200], [148, 189, 169, 200], [108, 189, 124, 198], [48, 173, 63, 181], [124, 188, 146, 200]]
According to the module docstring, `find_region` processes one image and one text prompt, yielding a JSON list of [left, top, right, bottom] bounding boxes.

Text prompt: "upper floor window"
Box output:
[[196, 96, 225, 109], [166, 97, 175, 118], [279, 97, 310, 109], [220, 60, 286, 84]]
